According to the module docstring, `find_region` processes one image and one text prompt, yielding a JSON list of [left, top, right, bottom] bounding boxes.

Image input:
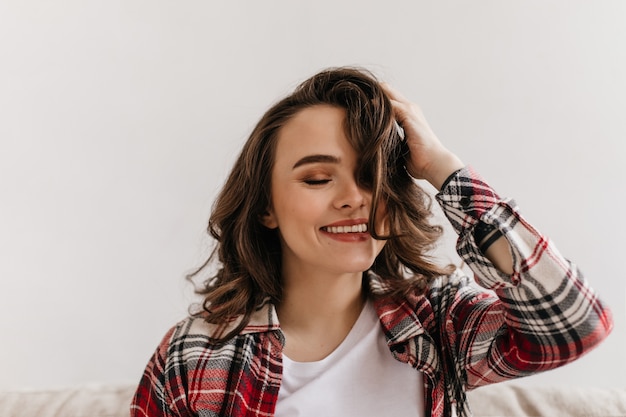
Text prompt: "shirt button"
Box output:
[[392, 344, 406, 354], [460, 197, 471, 208]]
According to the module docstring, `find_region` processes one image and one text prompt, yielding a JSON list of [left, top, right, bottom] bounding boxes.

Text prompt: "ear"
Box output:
[[259, 209, 278, 229]]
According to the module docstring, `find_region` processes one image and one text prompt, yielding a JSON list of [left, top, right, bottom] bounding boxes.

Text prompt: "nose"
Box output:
[[333, 178, 368, 210]]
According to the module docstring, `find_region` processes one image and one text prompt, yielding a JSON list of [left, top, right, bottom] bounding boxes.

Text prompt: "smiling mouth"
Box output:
[[321, 224, 368, 234]]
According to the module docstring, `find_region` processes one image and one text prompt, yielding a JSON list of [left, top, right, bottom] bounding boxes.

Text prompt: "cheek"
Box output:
[[274, 195, 321, 227]]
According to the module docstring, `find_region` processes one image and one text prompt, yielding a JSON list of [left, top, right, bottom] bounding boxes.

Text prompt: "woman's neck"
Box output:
[[276, 268, 366, 362]]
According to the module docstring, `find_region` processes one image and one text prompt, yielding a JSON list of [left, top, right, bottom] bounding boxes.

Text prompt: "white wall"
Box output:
[[1, 1, 624, 389]]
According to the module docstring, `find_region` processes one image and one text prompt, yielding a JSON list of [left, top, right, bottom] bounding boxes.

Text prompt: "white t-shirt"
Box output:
[[275, 300, 424, 417]]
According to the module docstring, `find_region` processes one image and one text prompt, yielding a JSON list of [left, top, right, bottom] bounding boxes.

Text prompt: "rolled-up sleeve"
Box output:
[[436, 166, 613, 388]]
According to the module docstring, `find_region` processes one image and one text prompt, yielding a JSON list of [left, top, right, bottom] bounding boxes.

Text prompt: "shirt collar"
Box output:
[[236, 271, 426, 344], [366, 271, 427, 345], [234, 298, 281, 336]]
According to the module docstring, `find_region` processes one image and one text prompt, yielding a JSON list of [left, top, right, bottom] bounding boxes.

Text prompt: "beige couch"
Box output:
[[1, 383, 625, 417]]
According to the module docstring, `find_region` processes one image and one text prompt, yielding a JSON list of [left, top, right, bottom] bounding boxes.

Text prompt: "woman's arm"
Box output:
[[436, 167, 613, 387], [383, 84, 613, 387]]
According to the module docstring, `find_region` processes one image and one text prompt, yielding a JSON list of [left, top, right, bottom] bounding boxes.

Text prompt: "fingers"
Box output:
[[380, 83, 411, 126], [380, 82, 424, 122], [380, 82, 408, 103]]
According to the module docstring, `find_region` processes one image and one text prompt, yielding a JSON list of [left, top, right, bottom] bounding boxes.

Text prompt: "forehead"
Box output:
[[274, 105, 351, 166]]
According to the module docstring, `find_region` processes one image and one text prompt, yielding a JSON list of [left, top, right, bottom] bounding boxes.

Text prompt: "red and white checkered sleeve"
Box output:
[[435, 166, 613, 388]]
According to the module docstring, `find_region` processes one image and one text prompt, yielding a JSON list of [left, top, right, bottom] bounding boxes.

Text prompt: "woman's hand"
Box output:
[[382, 83, 465, 190]]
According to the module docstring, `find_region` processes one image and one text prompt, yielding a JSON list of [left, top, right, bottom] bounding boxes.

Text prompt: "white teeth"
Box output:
[[324, 224, 367, 234]]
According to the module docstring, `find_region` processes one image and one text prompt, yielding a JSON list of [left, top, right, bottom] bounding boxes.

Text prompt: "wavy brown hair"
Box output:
[[189, 67, 453, 342]]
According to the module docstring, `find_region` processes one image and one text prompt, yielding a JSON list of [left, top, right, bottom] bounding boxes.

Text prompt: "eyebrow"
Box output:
[[292, 154, 340, 169]]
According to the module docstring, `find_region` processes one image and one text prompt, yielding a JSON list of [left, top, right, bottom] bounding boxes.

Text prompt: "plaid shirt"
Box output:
[[131, 166, 613, 417]]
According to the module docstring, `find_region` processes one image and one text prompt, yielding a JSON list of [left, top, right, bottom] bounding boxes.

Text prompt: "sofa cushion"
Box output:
[[468, 384, 626, 417], [0, 384, 135, 417]]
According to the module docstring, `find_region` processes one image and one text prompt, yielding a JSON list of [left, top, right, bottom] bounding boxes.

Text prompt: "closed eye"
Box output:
[[303, 178, 331, 186]]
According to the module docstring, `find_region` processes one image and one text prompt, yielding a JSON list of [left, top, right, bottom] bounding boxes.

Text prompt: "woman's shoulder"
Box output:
[[427, 268, 473, 294], [151, 315, 219, 357], [167, 313, 221, 340], [153, 315, 251, 374], [367, 268, 473, 295], [160, 302, 283, 353], [368, 268, 483, 315], [426, 267, 497, 305]]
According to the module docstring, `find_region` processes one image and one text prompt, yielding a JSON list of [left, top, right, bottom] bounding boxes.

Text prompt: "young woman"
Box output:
[[131, 67, 613, 417]]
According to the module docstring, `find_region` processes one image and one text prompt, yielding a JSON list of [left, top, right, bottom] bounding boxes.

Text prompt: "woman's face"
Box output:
[[262, 104, 387, 279]]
